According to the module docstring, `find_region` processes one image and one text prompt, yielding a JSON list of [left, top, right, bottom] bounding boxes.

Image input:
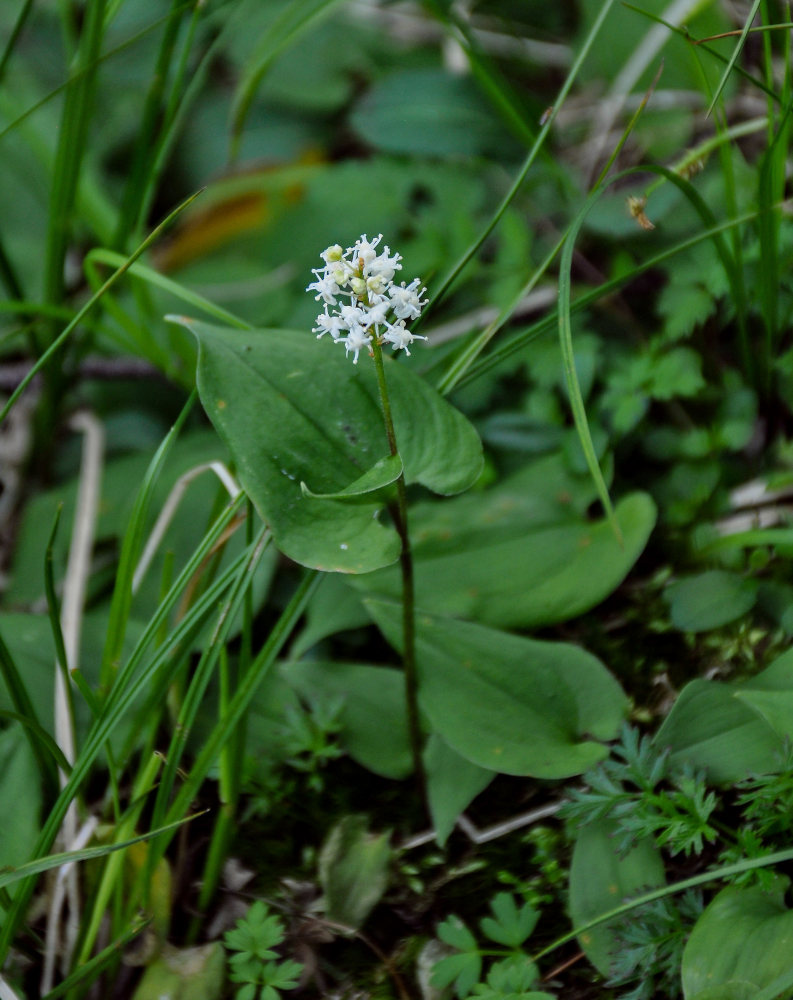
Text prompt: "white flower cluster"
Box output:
[[307, 234, 428, 363]]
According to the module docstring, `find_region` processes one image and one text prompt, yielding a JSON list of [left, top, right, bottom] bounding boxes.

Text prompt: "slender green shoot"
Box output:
[[420, 0, 621, 322]]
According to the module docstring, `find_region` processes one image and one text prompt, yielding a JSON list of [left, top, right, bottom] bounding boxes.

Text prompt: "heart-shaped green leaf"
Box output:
[[666, 570, 758, 632], [682, 883, 793, 999], [352, 488, 656, 628], [300, 454, 402, 500], [424, 734, 494, 845], [282, 661, 412, 780], [656, 648, 793, 782], [366, 601, 628, 777], [569, 819, 666, 977], [175, 319, 482, 573]]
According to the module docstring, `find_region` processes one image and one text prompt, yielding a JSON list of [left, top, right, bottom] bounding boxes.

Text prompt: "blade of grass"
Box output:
[[532, 845, 793, 963], [421, 0, 537, 147], [0, 0, 34, 84], [0, 495, 244, 962], [0, 190, 203, 429], [0, 628, 60, 799], [43, 505, 74, 759], [0, 815, 204, 892], [99, 389, 197, 689], [84, 251, 253, 330], [581, 0, 711, 182], [154, 569, 321, 865], [558, 201, 617, 536], [0, 711, 69, 782], [73, 752, 163, 968], [43, 0, 108, 315], [190, 497, 259, 935], [558, 164, 742, 535], [113, 0, 193, 247], [230, 0, 345, 159], [707, 0, 763, 114], [623, 3, 779, 102], [459, 190, 758, 392], [420, 0, 620, 324], [40, 919, 149, 1000], [149, 526, 271, 834], [0, 8, 191, 146]]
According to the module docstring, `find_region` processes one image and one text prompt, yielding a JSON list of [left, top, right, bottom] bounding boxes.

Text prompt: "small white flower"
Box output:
[[313, 310, 346, 340], [367, 246, 402, 283], [344, 326, 372, 363], [389, 278, 427, 321], [339, 303, 367, 329], [321, 244, 343, 263], [352, 233, 383, 267], [382, 321, 427, 356], [306, 271, 340, 305], [364, 300, 391, 328], [308, 235, 427, 362]]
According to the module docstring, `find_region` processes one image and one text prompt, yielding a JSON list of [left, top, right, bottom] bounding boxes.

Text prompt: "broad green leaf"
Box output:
[[290, 574, 370, 659], [682, 883, 793, 999], [656, 648, 793, 782], [666, 570, 758, 632], [687, 985, 759, 1000], [735, 689, 793, 742], [350, 68, 518, 158], [367, 601, 628, 777], [353, 489, 656, 628], [424, 734, 494, 845], [569, 819, 666, 977], [282, 662, 412, 779], [318, 815, 391, 930], [177, 319, 482, 573]]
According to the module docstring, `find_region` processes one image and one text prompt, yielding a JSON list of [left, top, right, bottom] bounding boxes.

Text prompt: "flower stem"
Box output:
[[371, 340, 426, 797]]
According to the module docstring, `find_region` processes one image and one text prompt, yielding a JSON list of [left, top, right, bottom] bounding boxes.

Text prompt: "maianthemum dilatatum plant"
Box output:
[[307, 233, 430, 779]]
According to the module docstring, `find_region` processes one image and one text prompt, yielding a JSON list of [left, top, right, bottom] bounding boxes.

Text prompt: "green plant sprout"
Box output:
[[307, 234, 429, 787], [431, 892, 553, 1000], [223, 900, 303, 1000]]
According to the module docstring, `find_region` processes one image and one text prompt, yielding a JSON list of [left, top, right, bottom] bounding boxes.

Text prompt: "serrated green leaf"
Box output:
[[432, 951, 482, 998], [480, 893, 539, 948], [438, 915, 479, 953]]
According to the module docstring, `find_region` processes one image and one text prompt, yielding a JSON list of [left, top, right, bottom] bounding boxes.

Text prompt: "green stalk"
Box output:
[[71, 753, 163, 973], [370, 340, 425, 793], [113, 0, 188, 247], [419, 0, 620, 323], [44, 0, 107, 311], [0, 0, 34, 84]]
